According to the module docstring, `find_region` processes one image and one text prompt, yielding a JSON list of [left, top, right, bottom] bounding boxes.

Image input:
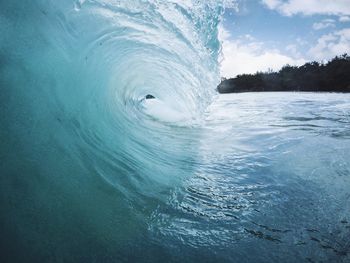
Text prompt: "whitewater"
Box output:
[[1, 1, 350, 262]]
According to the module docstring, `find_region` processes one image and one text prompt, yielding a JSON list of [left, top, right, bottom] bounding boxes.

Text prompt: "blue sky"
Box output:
[[220, 0, 350, 77]]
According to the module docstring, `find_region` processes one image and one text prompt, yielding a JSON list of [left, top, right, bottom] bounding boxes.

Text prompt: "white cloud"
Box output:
[[262, 0, 281, 9], [261, 0, 350, 16], [296, 37, 308, 46], [242, 34, 255, 41], [339, 16, 350, 22], [308, 28, 350, 60], [285, 44, 303, 58], [219, 26, 306, 77], [312, 19, 336, 30]]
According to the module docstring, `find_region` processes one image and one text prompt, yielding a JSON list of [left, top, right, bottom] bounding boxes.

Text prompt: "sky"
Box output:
[[220, 0, 350, 77]]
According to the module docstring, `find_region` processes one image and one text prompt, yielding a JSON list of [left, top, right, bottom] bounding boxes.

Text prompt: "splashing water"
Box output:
[[1, 1, 350, 263]]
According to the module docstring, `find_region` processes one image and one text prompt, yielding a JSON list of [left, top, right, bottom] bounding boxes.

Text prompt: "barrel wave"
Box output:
[[1, 1, 224, 198], [0, 0, 226, 261]]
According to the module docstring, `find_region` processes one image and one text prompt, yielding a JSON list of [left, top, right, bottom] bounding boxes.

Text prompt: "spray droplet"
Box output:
[[74, 0, 86, 11]]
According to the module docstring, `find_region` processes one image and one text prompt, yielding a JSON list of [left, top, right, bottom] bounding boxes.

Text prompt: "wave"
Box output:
[[0, 0, 227, 226]]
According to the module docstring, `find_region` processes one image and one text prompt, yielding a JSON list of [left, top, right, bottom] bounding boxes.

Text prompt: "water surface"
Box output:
[[1, 1, 350, 262]]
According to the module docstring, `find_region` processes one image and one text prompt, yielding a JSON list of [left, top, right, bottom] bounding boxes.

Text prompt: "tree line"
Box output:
[[217, 54, 350, 93]]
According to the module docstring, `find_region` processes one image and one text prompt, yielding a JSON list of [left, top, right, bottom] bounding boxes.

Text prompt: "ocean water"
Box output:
[[1, 1, 350, 262]]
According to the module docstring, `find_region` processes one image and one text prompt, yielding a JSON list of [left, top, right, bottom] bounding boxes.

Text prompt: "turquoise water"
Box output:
[[1, 1, 350, 262]]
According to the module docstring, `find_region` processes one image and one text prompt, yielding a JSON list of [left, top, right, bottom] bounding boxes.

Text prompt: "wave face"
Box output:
[[0, 0, 226, 262]]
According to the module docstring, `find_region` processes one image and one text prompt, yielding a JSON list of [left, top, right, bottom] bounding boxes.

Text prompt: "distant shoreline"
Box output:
[[217, 54, 350, 94]]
